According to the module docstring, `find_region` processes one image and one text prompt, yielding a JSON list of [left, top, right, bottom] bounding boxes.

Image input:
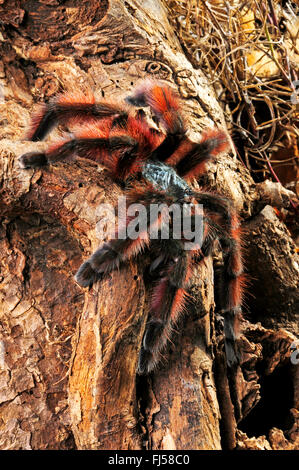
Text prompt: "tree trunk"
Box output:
[[0, 0, 298, 450]]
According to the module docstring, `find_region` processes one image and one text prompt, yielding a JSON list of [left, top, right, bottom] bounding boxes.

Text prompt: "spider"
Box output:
[[19, 80, 244, 375]]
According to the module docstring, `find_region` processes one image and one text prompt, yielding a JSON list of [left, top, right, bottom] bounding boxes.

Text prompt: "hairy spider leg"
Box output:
[[194, 191, 245, 368], [75, 233, 150, 288], [138, 241, 194, 374], [173, 129, 229, 179], [126, 81, 188, 163], [20, 112, 164, 180], [19, 134, 139, 178], [126, 83, 229, 174], [138, 210, 222, 374], [25, 92, 129, 141], [75, 188, 173, 287], [189, 213, 243, 420]]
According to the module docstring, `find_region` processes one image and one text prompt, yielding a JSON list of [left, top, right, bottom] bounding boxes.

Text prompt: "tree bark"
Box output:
[[0, 0, 298, 450]]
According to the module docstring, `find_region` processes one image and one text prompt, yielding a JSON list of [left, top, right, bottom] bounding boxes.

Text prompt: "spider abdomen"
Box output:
[[142, 160, 191, 196]]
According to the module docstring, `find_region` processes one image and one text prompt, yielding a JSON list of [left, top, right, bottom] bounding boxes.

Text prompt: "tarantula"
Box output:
[[19, 81, 244, 374]]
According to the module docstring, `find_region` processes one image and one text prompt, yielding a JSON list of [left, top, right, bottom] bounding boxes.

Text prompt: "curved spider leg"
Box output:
[[20, 112, 163, 180], [138, 241, 193, 374], [214, 222, 244, 368], [75, 188, 173, 287], [19, 134, 139, 179], [187, 209, 243, 419], [25, 92, 129, 141], [75, 230, 150, 288], [174, 129, 229, 179], [126, 81, 188, 163], [138, 211, 238, 375], [193, 191, 244, 368], [214, 227, 244, 422]]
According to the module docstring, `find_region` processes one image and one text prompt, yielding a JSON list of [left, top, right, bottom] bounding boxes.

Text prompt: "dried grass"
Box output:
[[163, 0, 299, 188]]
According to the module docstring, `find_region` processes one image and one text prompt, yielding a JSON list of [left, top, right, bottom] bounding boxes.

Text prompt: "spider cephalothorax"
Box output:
[[19, 80, 245, 374]]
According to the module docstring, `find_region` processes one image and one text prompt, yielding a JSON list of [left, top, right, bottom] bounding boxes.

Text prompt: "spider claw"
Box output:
[[149, 254, 165, 273], [137, 348, 156, 375], [142, 319, 164, 351], [75, 261, 99, 287], [215, 313, 224, 331], [225, 340, 241, 369], [137, 319, 167, 375], [137, 348, 149, 375], [19, 152, 48, 169]]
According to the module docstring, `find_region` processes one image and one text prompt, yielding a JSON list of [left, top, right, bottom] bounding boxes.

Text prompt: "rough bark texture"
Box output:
[[0, 0, 298, 450]]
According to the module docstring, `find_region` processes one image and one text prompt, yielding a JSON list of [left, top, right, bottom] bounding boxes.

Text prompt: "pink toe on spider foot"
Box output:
[[75, 261, 98, 287], [18, 152, 47, 168]]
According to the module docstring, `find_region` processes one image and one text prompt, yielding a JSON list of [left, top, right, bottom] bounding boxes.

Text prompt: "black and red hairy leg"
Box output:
[[191, 210, 244, 420], [127, 82, 230, 173], [19, 134, 137, 170], [193, 190, 245, 368], [75, 233, 150, 288], [215, 226, 244, 421], [216, 212, 245, 368], [24, 91, 129, 142], [173, 129, 229, 180], [138, 241, 193, 374], [138, 211, 224, 375], [19, 112, 163, 181], [75, 187, 173, 287], [126, 81, 188, 163]]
